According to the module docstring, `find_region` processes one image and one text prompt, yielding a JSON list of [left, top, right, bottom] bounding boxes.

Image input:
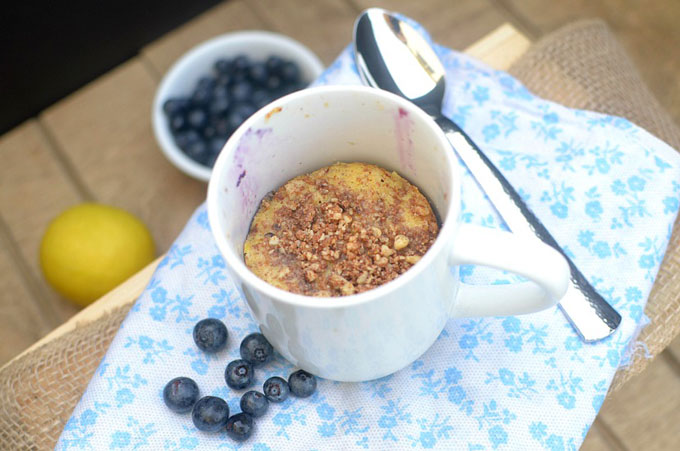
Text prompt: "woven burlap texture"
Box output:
[[2, 19, 679, 450]]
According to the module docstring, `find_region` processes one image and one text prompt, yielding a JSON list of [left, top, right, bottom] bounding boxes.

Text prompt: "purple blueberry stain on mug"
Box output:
[[394, 107, 416, 174], [230, 127, 273, 214], [236, 170, 247, 187]]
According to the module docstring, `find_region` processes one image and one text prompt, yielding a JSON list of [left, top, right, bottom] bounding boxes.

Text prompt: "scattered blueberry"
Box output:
[[225, 359, 254, 389], [191, 396, 229, 432], [163, 54, 306, 168], [263, 376, 289, 403], [193, 318, 228, 353], [240, 390, 269, 417], [239, 333, 273, 366], [163, 377, 199, 413], [226, 412, 254, 442], [288, 369, 317, 398]]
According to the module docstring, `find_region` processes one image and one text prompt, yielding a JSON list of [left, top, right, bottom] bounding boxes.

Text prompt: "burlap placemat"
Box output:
[[2, 19, 679, 450]]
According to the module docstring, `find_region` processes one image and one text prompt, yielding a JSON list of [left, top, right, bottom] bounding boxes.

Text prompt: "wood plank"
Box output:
[[463, 23, 530, 70], [667, 336, 680, 368], [581, 420, 618, 451], [247, 0, 357, 65], [351, 0, 508, 51], [0, 256, 163, 372], [40, 59, 206, 255], [141, 0, 265, 77], [597, 355, 680, 450], [0, 121, 81, 324], [498, 0, 680, 126], [0, 231, 48, 364]]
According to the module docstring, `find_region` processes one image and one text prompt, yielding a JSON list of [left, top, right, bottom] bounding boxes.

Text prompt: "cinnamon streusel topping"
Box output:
[[243, 162, 439, 296]]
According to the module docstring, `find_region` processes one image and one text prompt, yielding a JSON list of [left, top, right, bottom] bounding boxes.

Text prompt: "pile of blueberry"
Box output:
[[163, 55, 307, 168], [163, 318, 317, 442]]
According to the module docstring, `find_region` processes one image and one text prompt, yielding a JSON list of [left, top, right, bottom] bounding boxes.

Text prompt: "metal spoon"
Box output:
[[353, 8, 621, 342]]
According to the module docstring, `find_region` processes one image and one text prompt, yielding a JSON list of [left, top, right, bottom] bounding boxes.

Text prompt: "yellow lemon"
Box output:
[[40, 203, 155, 307]]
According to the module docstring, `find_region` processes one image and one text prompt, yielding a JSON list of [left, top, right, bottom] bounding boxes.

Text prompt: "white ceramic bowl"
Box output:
[[152, 31, 324, 182]]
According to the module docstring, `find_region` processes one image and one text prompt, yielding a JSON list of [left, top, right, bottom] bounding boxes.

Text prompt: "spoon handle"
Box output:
[[435, 116, 621, 342]]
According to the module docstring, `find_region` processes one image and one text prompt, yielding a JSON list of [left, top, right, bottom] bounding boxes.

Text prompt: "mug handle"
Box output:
[[448, 223, 570, 317]]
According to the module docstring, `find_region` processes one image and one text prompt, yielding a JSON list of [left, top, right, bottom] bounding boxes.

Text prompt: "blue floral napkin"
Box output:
[[58, 21, 680, 451]]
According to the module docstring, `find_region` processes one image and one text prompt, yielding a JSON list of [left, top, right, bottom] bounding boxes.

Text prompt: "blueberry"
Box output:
[[193, 318, 228, 353], [174, 130, 200, 152], [214, 118, 232, 136], [240, 333, 273, 366], [225, 359, 254, 389], [230, 82, 253, 103], [212, 84, 229, 100], [252, 89, 274, 108], [209, 136, 227, 155], [214, 58, 233, 74], [227, 103, 256, 130], [191, 87, 212, 105], [169, 113, 187, 132], [191, 396, 229, 432], [240, 390, 269, 417], [202, 124, 217, 140], [248, 62, 268, 85], [232, 55, 250, 72], [280, 61, 301, 83], [263, 376, 289, 403], [163, 98, 190, 116], [196, 76, 215, 92], [209, 97, 230, 116], [265, 56, 284, 74], [226, 412, 254, 442], [216, 72, 233, 87], [265, 75, 282, 91], [185, 140, 209, 164], [288, 369, 317, 398], [187, 108, 208, 129], [163, 377, 199, 413]]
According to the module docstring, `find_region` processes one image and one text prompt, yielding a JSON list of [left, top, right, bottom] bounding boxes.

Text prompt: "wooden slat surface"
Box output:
[[581, 420, 619, 451], [248, 0, 357, 65], [497, 0, 680, 126], [141, 0, 264, 76], [597, 355, 680, 450], [0, 231, 47, 363], [0, 121, 80, 326], [351, 0, 508, 50], [40, 60, 207, 254]]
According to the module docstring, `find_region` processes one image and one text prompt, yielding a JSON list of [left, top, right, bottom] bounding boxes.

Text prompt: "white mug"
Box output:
[[207, 86, 570, 382]]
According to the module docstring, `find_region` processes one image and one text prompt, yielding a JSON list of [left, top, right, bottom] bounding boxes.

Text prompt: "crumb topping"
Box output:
[[244, 162, 439, 296]]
